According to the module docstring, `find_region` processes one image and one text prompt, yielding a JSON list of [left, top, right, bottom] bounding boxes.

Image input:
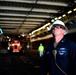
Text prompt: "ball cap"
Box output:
[[51, 20, 68, 35]]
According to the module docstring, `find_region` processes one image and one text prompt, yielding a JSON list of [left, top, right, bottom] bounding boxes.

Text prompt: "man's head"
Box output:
[[40, 43, 42, 46], [51, 20, 68, 35]]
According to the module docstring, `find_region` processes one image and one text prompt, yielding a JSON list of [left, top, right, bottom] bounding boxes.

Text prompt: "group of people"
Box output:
[[38, 20, 76, 75]]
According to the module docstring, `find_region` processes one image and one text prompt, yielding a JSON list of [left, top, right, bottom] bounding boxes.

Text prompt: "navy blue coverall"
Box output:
[[39, 38, 76, 75]]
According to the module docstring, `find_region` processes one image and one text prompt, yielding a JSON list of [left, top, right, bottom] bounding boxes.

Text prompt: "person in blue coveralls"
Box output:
[[39, 20, 76, 75]]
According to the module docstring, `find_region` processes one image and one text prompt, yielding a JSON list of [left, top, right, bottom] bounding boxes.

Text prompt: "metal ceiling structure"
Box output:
[[0, 0, 76, 37]]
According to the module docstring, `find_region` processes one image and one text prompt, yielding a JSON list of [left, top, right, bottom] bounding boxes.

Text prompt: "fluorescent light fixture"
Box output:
[[24, 22, 41, 24], [58, 16, 62, 19], [62, 14, 66, 17], [0, 6, 31, 11], [0, 18, 25, 21], [74, 0, 76, 3], [37, 1, 68, 7], [0, 0, 36, 3], [0, 26, 19, 28], [32, 8, 58, 13], [0, 13, 27, 17], [31, 22, 51, 35], [40, 22, 51, 29], [21, 26, 36, 28], [54, 17, 58, 20], [73, 8, 76, 11], [22, 25, 37, 26], [30, 34, 53, 42], [67, 10, 72, 14], [3, 30, 17, 31], [51, 19, 55, 22], [28, 14, 51, 18], [18, 29, 29, 32], [0, 24, 21, 26], [0, 21, 22, 23], [26, 19, 46, 22]]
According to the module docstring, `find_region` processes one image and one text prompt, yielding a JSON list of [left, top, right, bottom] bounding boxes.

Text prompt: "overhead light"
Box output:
[[26, 19, 46, 22], [0, 26, 19, 28], [28, 14, 50, 18], [30, 34, 53, 42], [42, 23, 51, 28], [32, 8, 58, 13], [0, 18, 25, 21], [58, 16, 62, 19], [1, 0, 36, 3], [22, 25, 37, 27], [47, 26, 51, 31], [74, 0, 76, 3], [62, 14, 66, 17], [37, 1, 68, 7], [67, 10, 72, 14], [0, 13, 27, 17], [0, 24, 20, 26], [30, 22, 51, 36], [0, 21, 22, 23], [54, 17, 58, 20], [21, 26, 36, 28], [0, 6, 31, 11], [24, 22, 41, 24], [73, 8, 76, 11], [51, 19, 55, 22]]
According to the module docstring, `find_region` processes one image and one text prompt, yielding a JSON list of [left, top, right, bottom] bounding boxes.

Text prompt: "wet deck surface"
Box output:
[[0, 50, 42, 75]]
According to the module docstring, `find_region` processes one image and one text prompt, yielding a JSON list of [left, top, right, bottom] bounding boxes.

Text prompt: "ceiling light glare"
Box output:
[[73, 8, 76, 11], [62, 14, 66, 17], [67, 10, 72, 14]]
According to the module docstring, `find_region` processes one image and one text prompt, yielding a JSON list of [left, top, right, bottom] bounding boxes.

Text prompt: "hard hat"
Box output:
[[51, 20, 68, 35]]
